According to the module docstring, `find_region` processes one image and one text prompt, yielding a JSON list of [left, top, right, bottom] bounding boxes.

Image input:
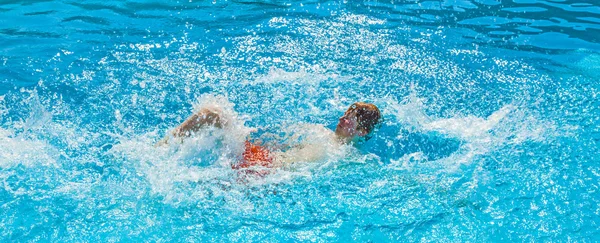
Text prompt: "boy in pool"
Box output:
[[157, 102, 381, 169]]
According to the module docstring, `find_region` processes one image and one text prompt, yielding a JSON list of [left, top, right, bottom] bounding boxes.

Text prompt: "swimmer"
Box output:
[[156, 102, 381, 169]]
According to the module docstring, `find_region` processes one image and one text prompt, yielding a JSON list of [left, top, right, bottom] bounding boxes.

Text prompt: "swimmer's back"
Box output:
[[232, 141, 273, 169]]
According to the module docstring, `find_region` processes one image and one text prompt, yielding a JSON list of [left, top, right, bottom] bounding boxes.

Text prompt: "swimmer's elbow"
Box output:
[[157, 107, 227, 147], [173, 108, 227, 138]]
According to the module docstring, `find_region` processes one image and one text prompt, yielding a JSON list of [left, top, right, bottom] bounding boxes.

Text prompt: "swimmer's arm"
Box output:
[[274, 130, 339, 164], [273, 143, 327, 165], [172, 108, 225, 137], [155, 108, 226, 146]]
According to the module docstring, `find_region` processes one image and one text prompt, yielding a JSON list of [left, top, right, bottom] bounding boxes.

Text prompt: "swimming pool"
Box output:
[[1, 0, 599, 241]]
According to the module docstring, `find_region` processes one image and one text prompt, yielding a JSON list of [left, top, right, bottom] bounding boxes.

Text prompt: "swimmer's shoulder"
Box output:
[[270, 123, 344, 165]]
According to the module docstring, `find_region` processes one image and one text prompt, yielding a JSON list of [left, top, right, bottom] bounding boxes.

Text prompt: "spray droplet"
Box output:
[[115, 109, 122, 122]]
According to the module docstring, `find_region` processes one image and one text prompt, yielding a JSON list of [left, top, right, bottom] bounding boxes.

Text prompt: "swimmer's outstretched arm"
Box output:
[[156, 108, 226, 146], [172, 108, 225, 137]]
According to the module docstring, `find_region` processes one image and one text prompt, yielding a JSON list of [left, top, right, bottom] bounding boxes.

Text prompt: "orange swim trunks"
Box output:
[[232, 141, 273, 170]]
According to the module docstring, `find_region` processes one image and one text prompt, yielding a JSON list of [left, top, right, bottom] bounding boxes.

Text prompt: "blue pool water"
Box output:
[[1, 0, 599, 241]]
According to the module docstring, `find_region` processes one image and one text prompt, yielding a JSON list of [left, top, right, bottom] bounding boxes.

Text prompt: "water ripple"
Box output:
[[0, 0, 598, 241], [62, 16, 111, 26]]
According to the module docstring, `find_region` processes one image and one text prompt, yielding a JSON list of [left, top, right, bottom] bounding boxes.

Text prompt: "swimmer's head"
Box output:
[[335, 102, 381, 143]]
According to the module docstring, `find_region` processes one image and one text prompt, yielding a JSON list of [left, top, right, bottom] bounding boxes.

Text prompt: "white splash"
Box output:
[[388, 93, 556, 171], [269, 123, 354, 166], [250, 67, 342, 85], [0, 92, 57, 168], [111, 95, 362, 203], [0, 128, 57, 168], [111, 95, 251, 202], [389, 152, 427, 171]]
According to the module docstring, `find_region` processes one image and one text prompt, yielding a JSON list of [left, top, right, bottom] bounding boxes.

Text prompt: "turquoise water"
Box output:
[[1, 0, 599, 241]]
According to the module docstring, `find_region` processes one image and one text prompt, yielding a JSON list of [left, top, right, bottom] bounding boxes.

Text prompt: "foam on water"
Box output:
[[0, 92, 58, 169], [387, 92, 557, 172], [1, 1, 599, 240], [0, 128, 57, 168], [109, 93, 370, 204]]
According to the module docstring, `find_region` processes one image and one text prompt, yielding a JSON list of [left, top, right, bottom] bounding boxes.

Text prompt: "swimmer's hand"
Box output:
[[155, 108, 227, 146]]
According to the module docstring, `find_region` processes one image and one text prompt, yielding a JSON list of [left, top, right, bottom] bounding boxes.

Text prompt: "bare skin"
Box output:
[[172, 109, 225, 137], [334, 108, 368, 143], [158, 107, 366, 146], [155, 108, 227, 146], [157, 103, 380, 166]]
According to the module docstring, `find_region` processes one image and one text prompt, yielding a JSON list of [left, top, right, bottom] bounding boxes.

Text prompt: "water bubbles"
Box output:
[[0, 1, 597, 240]]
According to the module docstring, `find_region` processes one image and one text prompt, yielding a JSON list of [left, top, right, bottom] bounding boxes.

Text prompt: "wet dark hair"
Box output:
[[346, 102, 382, 135]]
